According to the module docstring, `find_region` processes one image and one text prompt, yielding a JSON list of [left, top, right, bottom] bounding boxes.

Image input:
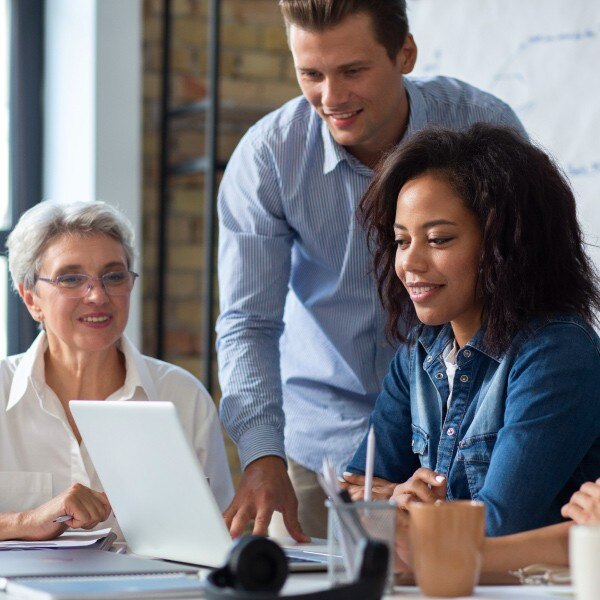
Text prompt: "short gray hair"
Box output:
[[6, 200, 136, 291]]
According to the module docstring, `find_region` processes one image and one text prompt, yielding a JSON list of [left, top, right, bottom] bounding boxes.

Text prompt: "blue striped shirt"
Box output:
[[216, 76, 525, 474]]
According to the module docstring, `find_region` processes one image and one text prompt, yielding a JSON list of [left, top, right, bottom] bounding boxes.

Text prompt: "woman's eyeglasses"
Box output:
[[35, 270, 139, 299]]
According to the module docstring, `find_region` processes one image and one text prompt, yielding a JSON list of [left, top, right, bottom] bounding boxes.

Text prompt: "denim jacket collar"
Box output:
[[417, 323, 504, 365]]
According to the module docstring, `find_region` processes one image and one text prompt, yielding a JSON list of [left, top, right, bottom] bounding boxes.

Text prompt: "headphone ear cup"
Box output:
[[206, 564, 235, 589], [227, 535, 288, 593], [356, 538, 389, 582]]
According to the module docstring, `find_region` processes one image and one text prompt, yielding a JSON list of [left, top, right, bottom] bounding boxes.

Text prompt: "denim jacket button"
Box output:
[[447, 427, 456, 436], [426, 355, 433, 362], [463, 349, 472, 358], [435, 372, 444, 379], [459, 374, 469, 383]]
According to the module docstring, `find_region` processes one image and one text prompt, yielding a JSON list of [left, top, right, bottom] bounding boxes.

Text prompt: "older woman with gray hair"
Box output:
[[0, 200, 233, 541]]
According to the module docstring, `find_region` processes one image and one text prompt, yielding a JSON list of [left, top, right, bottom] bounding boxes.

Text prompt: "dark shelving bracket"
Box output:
[[156, 0, 222, 394]]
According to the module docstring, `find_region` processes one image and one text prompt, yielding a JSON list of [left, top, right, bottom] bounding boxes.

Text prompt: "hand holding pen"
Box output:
[[339, 474, 397, 501], [391, 467, 446, 510], [14, 484, 111, 541], [339, 426, 397, 501]]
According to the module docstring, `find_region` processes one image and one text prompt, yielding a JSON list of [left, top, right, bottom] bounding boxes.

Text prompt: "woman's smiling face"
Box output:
[[22, 233, 131, 356], [394, 172, 484, 346]]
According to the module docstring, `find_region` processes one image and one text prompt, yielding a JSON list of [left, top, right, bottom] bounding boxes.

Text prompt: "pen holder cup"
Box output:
[[326, 500, 396, 592]]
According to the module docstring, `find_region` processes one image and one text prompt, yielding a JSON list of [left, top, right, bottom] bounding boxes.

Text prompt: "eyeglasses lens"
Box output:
[[57, 272, 136, 298]]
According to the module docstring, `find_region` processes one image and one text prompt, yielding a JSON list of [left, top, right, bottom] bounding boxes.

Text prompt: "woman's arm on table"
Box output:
[[395, 509, 570, 573], [396, 481, 600, 572], [482, 521, 570, 571], [0, 483, 111, 541]]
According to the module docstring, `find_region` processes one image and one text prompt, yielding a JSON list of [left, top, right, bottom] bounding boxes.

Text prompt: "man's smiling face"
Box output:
[[289, 12, 416, 167]]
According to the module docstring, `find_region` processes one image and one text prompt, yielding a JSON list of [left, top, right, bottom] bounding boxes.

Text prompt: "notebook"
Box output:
[[0, 547, 198, 578], [0, 548, 203, 599], [3, 575, 204, 600], [70, 400, 329, 571]]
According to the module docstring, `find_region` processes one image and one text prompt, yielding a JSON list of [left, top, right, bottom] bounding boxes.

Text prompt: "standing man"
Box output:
[[217, 0, 525, 540]]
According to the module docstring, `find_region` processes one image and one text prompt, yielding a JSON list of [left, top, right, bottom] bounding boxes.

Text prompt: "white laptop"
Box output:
[[70, 401, 330, 570]]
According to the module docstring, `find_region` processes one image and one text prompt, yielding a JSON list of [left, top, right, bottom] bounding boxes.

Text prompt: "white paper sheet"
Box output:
[[0, 528, 112, 550]]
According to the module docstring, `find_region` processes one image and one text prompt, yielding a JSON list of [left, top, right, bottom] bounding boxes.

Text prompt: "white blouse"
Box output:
[[0, 333, 234, 531], [442, 338, 459, 409]]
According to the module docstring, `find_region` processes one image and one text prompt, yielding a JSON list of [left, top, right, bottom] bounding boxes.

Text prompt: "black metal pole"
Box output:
[[202, 0, 221, 393], [156, 0, 172, 359], [8, 0, 44, 354]]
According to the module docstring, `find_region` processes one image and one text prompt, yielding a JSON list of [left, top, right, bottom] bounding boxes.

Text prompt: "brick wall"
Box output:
[[142, 0, 299, 479]]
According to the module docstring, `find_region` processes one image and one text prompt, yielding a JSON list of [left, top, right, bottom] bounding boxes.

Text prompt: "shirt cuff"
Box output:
[[237, 424, 286, 471]]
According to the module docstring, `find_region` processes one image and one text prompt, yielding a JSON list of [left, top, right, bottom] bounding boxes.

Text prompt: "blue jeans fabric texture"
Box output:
[[347, 314, 600, 536]]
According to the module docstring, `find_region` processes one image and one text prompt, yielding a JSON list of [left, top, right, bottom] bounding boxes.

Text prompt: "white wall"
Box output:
[[44, 0, 142, 345], [407, 0, 600, 272]]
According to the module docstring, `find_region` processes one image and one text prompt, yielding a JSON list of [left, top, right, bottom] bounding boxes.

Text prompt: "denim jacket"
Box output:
[[348, 314, 600, 536]]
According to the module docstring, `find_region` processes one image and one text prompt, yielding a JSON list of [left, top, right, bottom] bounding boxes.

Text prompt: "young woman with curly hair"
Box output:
[[343, 124, 600, 538]]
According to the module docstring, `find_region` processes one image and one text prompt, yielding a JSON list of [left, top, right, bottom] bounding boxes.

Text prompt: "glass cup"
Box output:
[[570, 524, 600, 600], [327, 500, 396, 593]]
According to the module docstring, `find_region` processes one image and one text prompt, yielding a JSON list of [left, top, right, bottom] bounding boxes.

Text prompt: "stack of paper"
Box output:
[[0, 529, 115, 552]]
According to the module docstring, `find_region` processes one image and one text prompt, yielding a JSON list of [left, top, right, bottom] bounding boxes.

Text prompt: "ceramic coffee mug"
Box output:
[[570, 524, 600, 600], [409, 500, 485, 597]]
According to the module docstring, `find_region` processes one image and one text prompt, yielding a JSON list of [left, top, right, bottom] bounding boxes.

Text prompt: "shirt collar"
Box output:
[[418, 322, 503, 363], [321, 77, 426, 176], [403, 78, 428, 138], [114, 335, 159, 402], [442, 338, 459, 366], [466, 327, 504, 362], [321, 119, 373, 176], [6, 333, 160, 411], [321, 118, 346, 174], [7, 332, 48, 411], [418, 324, 453, 360]]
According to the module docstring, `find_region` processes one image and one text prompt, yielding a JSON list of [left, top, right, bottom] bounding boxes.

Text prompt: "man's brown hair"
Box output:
[[279, 0, 409, 61]]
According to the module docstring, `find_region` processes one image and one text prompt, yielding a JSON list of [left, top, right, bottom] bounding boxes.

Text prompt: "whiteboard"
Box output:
[[407, 0, 600, 268]]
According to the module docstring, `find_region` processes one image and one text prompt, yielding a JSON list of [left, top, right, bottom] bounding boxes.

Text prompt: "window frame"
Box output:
[[1, 0, 44, 355]]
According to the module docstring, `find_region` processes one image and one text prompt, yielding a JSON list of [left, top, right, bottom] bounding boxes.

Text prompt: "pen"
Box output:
[[52, 515, 72, 523], [364, 425, 375, 502]]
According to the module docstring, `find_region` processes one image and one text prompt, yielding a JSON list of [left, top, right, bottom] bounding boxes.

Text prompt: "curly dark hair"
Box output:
[[358, 123, 600, 355]]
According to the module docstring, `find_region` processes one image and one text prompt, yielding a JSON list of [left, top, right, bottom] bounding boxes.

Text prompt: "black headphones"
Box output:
[[205, 536, 389, 600]]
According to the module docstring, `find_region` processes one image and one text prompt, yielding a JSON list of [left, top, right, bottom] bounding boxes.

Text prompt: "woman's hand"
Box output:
[[17, 483, 112, 541], [561, 478, 600, 524], [339, 472, 397, 501], [391, 467, 447, 510]]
